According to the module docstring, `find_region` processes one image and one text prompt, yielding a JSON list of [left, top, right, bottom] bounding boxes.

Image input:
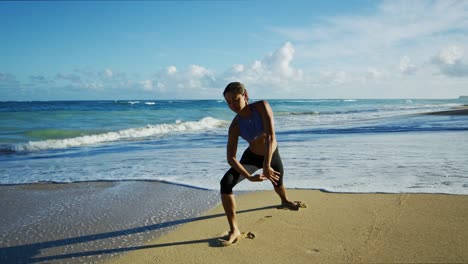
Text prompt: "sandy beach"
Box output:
[[1, 184, 468, 263], [108, 190, 468, 264]]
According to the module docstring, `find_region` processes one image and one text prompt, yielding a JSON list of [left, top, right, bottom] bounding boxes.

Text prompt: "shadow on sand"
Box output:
[[0, 205, 277, 263]]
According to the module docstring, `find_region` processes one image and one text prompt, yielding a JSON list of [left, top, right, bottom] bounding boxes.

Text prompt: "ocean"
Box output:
[[1, 99, 467, 194]]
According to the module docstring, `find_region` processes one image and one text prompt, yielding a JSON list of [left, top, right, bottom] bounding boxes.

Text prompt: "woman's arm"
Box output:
[[226, 119, 254, 179], [255, 101, 280, 184]]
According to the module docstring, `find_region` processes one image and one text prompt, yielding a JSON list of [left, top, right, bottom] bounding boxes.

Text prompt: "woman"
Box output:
[[220, 82, 301, 245]]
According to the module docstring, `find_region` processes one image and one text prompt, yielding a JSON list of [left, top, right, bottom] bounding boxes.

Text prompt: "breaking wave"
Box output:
[[2, 117, 227, 153]]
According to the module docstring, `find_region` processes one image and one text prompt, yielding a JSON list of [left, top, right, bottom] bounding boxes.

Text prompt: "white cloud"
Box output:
[[141, 80, 153, 91], [434, 46, 464, 65], [264, 42, 297, 78], [262, 0, 468, 98], [189, 65, 211, 78], [156, 82, 165, 90], [55, 73, 82, 84], [104, 69, 113, 78], [271, 1, 468, 69], [166, 66, 177, 75], [332, 71, 350, 85], [50, 69, 139, 93], [82, 82, 104, 90], [366, 68, 384, 80], [221, 42, 303, 95], [232, 64, 244, 73], [150, 64, 218, 98], [432, 46, 468, 77], [140, 42, 305, 98], [399, 56, 417, 75]]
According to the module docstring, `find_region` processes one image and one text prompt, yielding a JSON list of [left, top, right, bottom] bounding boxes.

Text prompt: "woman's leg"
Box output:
[[219, 166, 245, 244], [221, 193, 242, 243], [270, 148, 301, 209], [274, 184, 290, 204], [219, 151, 259, 244]]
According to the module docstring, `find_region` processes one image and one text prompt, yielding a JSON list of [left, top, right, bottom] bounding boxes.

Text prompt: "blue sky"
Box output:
[[1, 0, 467, 100]]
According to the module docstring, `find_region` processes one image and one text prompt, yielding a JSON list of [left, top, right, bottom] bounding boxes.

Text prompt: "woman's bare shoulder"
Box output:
[[252, 100, 269, 107], [252, 100, 272, 114], [228, 116, 240, 133]]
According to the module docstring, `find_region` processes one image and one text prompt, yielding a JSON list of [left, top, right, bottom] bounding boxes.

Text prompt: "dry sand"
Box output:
[[108, 190, 468, 264]]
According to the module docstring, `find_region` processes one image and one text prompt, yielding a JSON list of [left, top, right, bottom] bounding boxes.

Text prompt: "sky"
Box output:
[[1, 0, 467, 101]]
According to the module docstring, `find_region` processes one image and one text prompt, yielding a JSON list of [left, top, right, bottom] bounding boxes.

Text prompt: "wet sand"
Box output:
[[0, 181, 220, 264], [422, 105, 468, 115]]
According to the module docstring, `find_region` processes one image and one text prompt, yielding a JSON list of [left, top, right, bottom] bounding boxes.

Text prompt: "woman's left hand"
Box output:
[[263, 167, 280, 185]]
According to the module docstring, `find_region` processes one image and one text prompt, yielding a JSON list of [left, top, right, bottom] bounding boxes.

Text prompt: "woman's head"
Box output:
[[223, 82, 249, 113], [223, 82, 247, 97]]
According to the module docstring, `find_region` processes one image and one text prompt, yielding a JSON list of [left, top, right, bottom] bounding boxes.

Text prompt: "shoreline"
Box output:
[[2, 179, 467, 196], [0, 181, 220, 264], [421, 105, 468, 115]]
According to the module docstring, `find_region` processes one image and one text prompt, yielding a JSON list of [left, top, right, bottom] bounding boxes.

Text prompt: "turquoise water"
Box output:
[[1, 99, 467, 194]]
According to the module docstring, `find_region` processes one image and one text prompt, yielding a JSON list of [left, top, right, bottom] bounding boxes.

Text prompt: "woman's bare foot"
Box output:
[[219, 229, 242, 246], [279, 200, 306, 211]]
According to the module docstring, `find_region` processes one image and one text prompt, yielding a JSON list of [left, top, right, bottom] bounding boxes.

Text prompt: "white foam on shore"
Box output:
[[8, 117, 227, 152]]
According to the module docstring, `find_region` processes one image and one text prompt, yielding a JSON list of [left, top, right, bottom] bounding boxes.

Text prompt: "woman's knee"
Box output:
[[220, 177, 233, 194], [220, 169, 237, 194]]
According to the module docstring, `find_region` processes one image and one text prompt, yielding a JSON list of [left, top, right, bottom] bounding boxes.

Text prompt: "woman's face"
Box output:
[[224, 91, 247, 113]]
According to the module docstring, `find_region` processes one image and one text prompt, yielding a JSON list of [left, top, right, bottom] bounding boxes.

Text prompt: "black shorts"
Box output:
[[220, 147, 284, 194]]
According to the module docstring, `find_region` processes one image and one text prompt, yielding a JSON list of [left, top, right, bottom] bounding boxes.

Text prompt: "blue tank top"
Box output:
[[237, 105, 264, 142]]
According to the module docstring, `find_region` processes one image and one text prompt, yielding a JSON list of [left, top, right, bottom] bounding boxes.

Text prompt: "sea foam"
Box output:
[[7, 117, 227, 152]]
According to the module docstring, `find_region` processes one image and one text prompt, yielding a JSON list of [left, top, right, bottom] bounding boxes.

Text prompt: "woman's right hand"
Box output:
[[247, 174, 267, 182], [263, 167, 280, 186]]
